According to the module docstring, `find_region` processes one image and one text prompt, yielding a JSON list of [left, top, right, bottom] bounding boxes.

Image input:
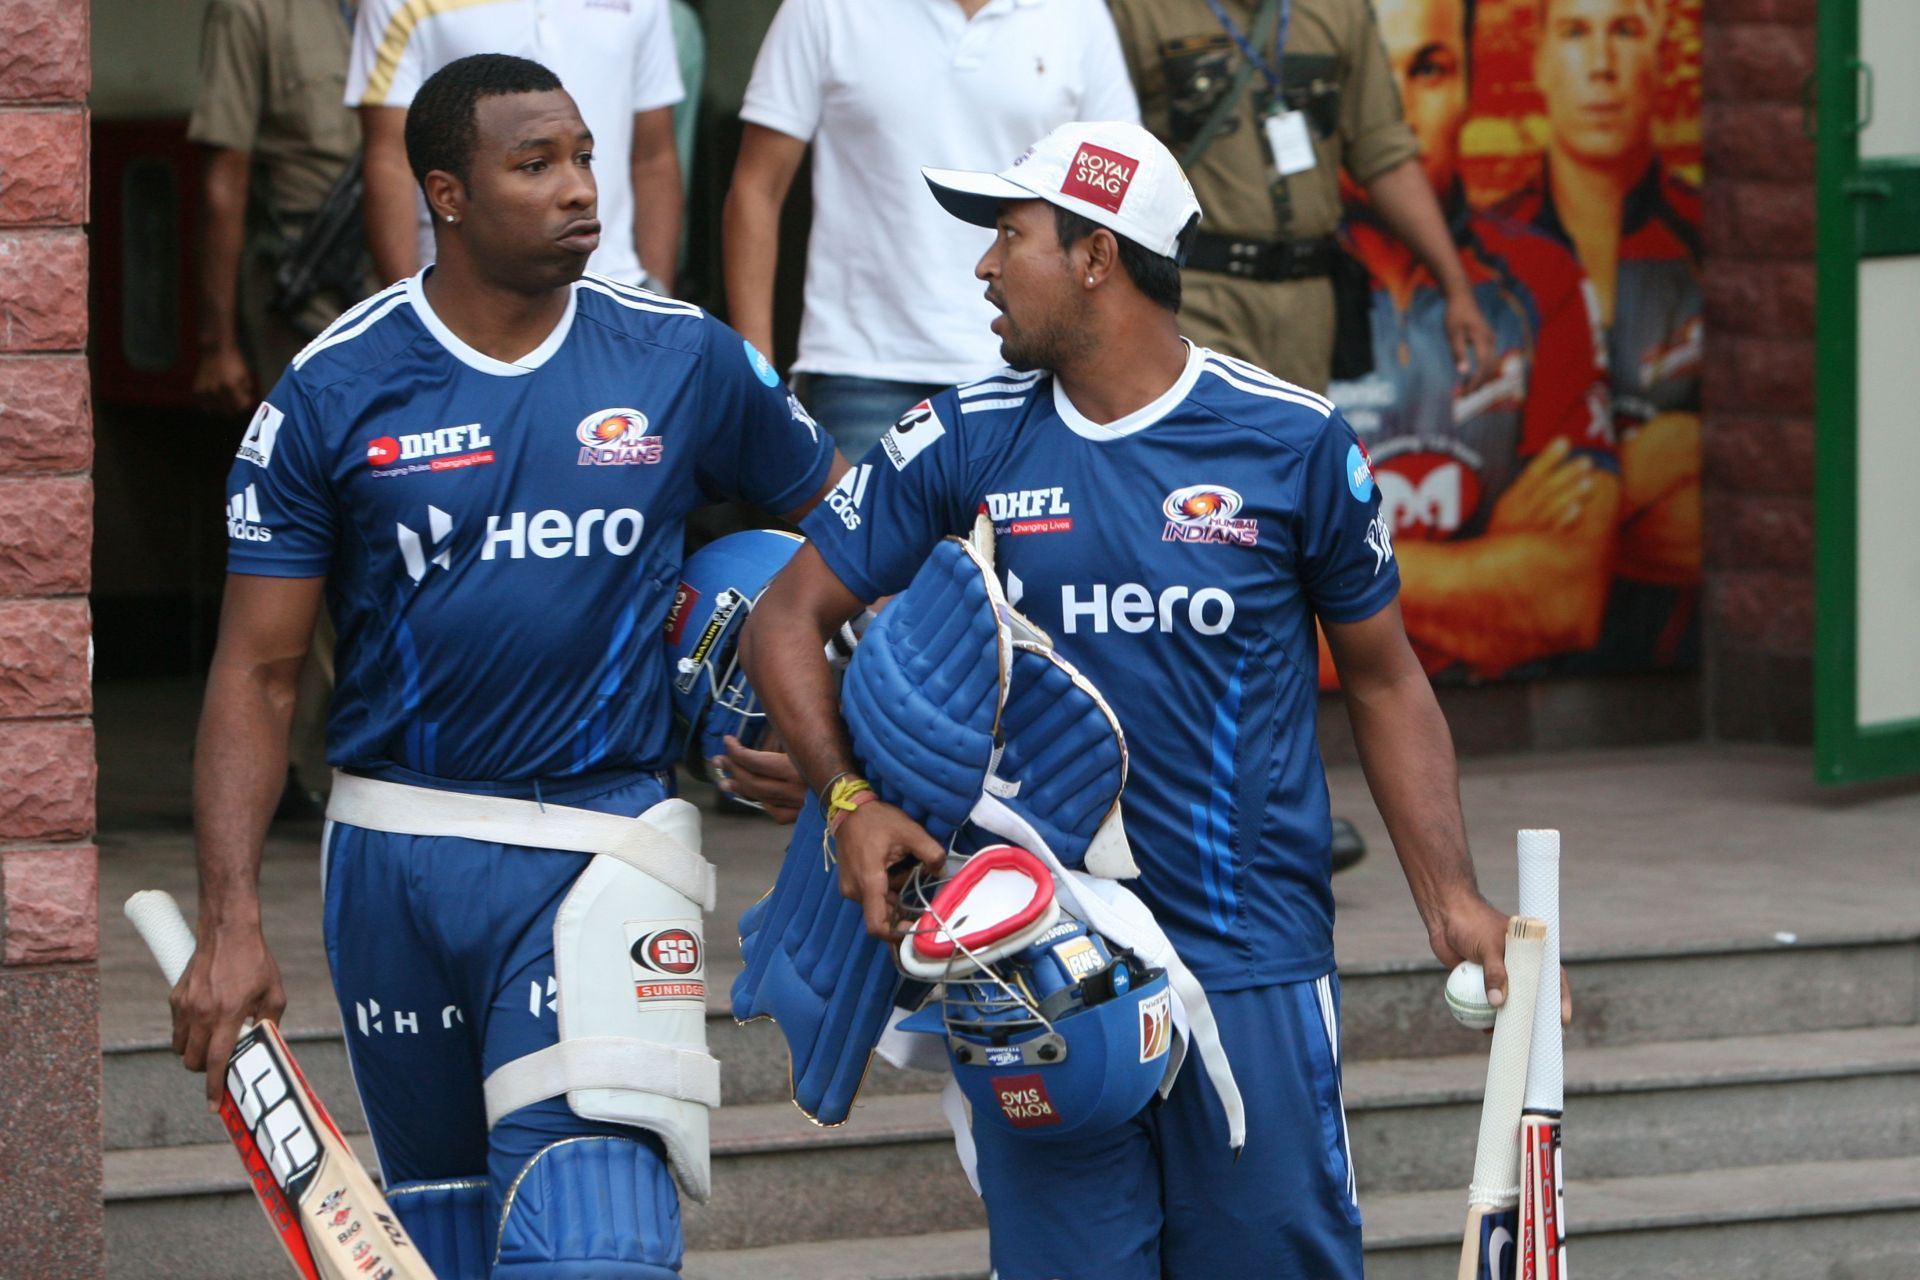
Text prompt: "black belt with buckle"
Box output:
[[1184, 231, 1337, 282]]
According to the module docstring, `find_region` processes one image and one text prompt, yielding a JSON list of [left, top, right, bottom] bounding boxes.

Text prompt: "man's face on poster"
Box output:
[[1536, 0, 1663, 163], [1383, 0, 1471, 197]]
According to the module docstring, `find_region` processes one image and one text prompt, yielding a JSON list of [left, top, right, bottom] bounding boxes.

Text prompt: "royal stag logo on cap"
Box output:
[[1062, 142, 1137, 214]]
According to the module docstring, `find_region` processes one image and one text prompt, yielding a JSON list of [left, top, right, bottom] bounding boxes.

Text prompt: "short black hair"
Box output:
[[405, 53, 565, 189], [1053, 206, 1187, 314]]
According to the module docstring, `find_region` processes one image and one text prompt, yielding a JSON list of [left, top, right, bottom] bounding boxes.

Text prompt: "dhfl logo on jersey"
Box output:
[[1161, 484, 1258, 547], [367, 423, 494, 475], [991, 1073, 1064, 1129], [575, 408, 662, 466], [625, 922, 706, 1004], [1062, 143, 1136, 214], [983, 486, 1072, 535]]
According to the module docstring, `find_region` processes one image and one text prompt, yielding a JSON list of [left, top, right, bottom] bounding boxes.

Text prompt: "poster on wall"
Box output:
[[1326, 0, 1703, 684]]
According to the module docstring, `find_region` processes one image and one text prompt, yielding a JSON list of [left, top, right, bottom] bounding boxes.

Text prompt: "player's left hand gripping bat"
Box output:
[[125, 890, 438, 1280], [1458, 915, 1547, 1280], [1517, 830, 1567, 1278]]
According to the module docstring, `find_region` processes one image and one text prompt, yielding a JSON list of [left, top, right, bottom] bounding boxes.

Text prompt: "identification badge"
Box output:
[[1264, 109, 1317, 176]]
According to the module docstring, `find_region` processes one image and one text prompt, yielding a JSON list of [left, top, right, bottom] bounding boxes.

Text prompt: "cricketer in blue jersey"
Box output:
[[738, 121, 1530, 1280], [176, 55, 839, 1279]]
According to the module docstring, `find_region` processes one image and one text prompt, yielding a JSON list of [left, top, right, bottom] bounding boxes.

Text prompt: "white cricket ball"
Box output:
[[1445, 961, 1497, 1030]]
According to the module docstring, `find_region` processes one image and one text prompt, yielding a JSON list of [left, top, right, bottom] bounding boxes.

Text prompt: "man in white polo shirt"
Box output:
[[350, 0, 685, 290], [723, 0, 1140, 460]]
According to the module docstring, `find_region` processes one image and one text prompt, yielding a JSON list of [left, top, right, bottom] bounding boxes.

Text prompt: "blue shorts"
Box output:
[[971, 975, 1362, 1280], [320, 768, 683, 1267]]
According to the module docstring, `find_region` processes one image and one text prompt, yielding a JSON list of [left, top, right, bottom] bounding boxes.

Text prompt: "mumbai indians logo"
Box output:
[[575, 408, 662, 466], [1161, 484, 1258, 547]]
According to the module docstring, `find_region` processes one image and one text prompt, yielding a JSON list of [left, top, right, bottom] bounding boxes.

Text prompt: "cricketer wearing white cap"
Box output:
[[739, 120, 1519, 1280], [923, 119, 1202, 260]]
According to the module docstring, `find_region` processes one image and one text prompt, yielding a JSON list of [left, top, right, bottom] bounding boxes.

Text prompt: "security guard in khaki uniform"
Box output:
[[189, 0, 364, 811], [1110, 0, 1495, 393]]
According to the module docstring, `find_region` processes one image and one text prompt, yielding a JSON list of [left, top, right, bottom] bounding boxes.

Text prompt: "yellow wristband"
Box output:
[[825, 774, 874, 821]]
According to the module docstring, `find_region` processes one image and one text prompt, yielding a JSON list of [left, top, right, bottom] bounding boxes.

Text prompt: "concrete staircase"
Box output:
[[104, 930, 1920, 1278]]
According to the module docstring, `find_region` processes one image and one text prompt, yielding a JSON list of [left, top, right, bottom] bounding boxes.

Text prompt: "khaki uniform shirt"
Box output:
[[1111, 0, 1417, 387], [188, 0, 359, 216]]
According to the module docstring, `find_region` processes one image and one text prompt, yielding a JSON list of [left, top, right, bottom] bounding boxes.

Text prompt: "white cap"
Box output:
[[923, 120, 1204, 261]]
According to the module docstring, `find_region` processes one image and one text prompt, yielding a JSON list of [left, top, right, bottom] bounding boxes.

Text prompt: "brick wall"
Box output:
[[1699, 0, 1819, 741], [0, 1, 104, 1275]]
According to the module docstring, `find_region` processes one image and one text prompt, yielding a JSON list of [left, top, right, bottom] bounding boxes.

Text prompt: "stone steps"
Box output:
[[683, 1156, 1920, 1280], [103, 1026, 1920, 1274], [102, 931, 1920, 1149]]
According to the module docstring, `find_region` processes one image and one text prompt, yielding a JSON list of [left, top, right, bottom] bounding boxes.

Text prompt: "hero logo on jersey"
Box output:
[[396, 506, 454, 581], [367, 423, 495, 476], [991, 1073, 1064, 1129], [983, 486, 1072, 535], [1061, 583, 1235, 635], [625, 922, 706, 1004], [226, 485, 273, 542], [1161, 485, 1258, 547], [826, 464, 872, 530], [1370, 442, 1484, 539], [236, 402, 284, 468], [1062, 142, 1136, 214], [880, 402, 946, 471], [575, 408, 663, 466]]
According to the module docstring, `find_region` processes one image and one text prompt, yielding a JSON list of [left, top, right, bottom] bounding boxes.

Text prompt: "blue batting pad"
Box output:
[[992, 644, 1129, 869], [491, 1136, 683, 1279], [841, 538, 1009, 841], [732, 538, 1010, 1125]]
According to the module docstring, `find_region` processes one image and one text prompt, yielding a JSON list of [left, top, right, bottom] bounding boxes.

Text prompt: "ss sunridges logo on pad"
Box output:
[[1062, 142, 1137, 214], [880, 401, 946, 471], [626, 922, 706, 1005], [991, 1074, 1063, 1129]]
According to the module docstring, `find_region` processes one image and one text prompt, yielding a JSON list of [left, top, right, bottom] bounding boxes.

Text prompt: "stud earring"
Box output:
[[446, 214, 457, 223], [1086, 275, 1094, 285]]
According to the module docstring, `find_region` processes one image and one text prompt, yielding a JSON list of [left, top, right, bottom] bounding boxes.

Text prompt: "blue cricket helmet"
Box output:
[[898, 846, 1173, 1141], [665, 528, 804, 781]]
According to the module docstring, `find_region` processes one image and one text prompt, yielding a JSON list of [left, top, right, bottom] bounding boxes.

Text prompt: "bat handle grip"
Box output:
[[124, 890, 198, 988]]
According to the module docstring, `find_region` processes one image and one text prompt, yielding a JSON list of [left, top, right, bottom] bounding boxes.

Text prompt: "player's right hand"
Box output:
[[832, 801, 946, 940], [171, 920, 287, 1108], [193, 344, 256, 418]]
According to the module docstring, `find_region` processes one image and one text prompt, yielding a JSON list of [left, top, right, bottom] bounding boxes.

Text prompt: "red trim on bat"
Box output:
[[220, 1092, 322, 1280]]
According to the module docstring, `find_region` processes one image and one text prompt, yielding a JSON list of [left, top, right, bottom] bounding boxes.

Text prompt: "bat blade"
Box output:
[[125, 891, 438, 1280], [1458, 915, 1547, 1280], [1517, 830, 1567, 1279]]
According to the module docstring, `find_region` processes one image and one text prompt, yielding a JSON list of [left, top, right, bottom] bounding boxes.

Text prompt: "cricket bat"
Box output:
[[1457, 915, 1548, 1280], [124, 890, 437, 1280], [1517, 830, 1567, 1279]]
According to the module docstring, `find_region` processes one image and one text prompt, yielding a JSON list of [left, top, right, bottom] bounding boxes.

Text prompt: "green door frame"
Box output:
[[1813, 0, 1920, 784]]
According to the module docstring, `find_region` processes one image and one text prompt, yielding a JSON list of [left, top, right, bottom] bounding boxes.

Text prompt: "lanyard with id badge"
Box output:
[[1200, 0, 1316, 177]]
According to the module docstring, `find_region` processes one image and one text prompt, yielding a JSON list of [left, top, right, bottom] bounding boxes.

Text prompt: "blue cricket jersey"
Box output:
[[803, 342, 1400, 989], [225, 270, 833, 785]]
